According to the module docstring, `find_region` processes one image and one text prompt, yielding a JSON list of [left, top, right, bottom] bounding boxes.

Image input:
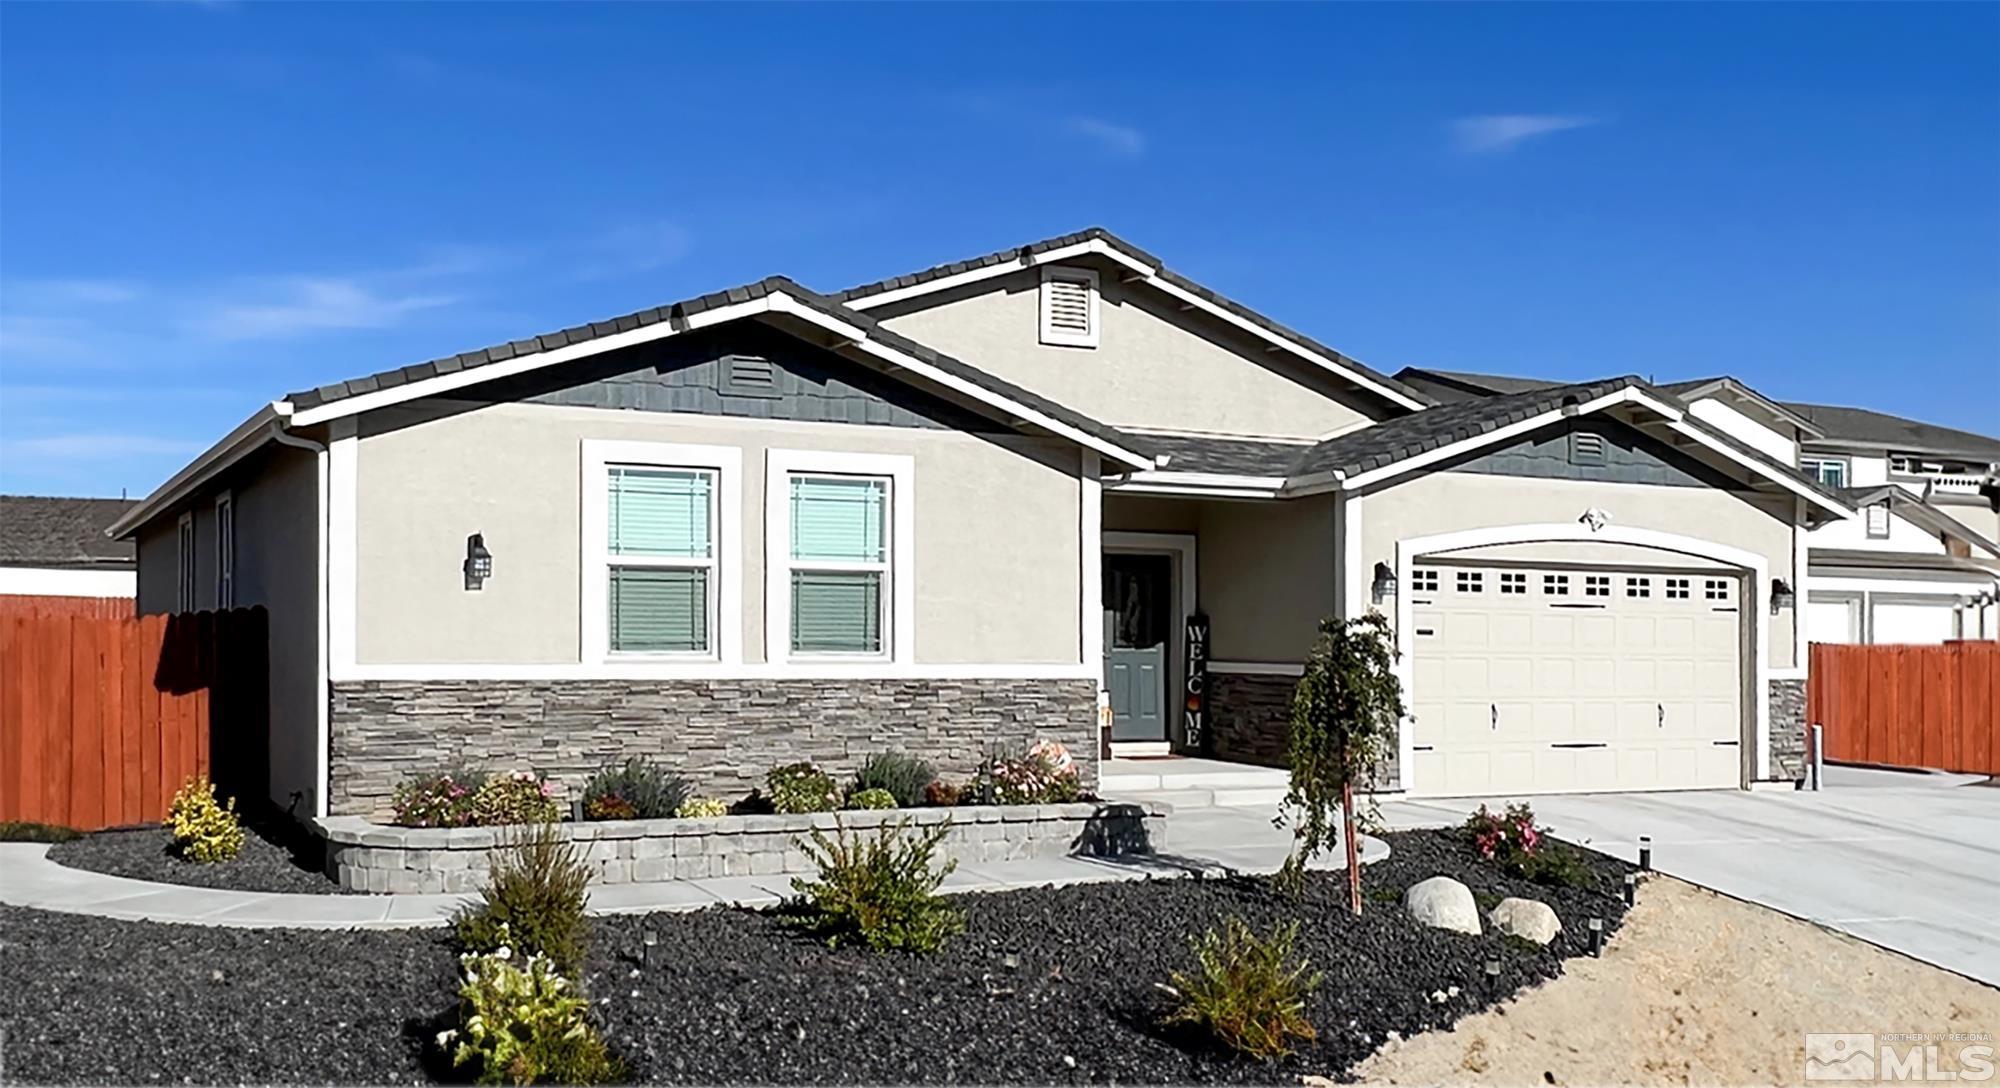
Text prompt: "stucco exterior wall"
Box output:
[[1357, 472, 1801, 669], [875, 267, 1380, 440], [1807, 504, 1948, 554], [1197, 496, 1335, 662], [353, 400, 1083, 666]]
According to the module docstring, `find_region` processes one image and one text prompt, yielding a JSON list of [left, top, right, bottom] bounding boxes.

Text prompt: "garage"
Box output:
[[1408, 560, 1745, 796]]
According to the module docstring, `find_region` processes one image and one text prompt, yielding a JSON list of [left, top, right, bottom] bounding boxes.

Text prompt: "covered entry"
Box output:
[[1101, 531, 1197, 754]]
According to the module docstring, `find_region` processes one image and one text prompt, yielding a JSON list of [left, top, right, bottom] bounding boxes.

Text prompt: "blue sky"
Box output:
[[3, 2, 1995, 497]]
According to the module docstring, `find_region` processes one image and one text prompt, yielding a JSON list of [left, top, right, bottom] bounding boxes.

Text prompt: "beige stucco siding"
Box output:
[[354, 401, 1082, 666], [876, 268, 1379, 440], [1198, 496, 1335, 662], [1357, 472, 1800, 668]]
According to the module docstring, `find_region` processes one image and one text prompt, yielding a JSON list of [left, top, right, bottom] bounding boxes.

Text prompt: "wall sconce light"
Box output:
[[1770, 577, 1795, 615], [1371, 561, 1398, 605], [464, 532, 493, 591]]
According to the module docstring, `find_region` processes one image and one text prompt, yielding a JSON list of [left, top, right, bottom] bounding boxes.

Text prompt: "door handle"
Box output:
[[1657, 703, 1665, 728], [1491, 704, 1498, 730]]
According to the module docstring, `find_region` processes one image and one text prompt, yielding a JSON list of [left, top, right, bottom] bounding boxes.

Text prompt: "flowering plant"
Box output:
[[390, 771, 487, 828], [973, 740, 1081, 805], [1464, 802, 1541, 862], [438, 944, 620, 1085], [471, 771, 563, 826]]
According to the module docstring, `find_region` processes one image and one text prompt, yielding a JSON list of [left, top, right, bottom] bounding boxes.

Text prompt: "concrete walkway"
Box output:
[[0, 814, 1389, 930]]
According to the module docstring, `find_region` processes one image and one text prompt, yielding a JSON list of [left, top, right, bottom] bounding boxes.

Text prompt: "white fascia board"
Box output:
[[1105, 470, 1286, 499], [842, 238, 1431, 414], [333, 662, 1101, 682], [1663, 419, 1854, 519], [1339, 387, 1667, 492], [106, 401, 292, 539]]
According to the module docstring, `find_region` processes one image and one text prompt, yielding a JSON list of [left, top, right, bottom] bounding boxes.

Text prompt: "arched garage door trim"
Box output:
[[1392, 523, 1770, 793]]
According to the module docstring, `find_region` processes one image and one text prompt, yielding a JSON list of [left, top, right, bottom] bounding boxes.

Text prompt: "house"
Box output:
[[1400, 369, 2000, 645], [110, 228, 1857, 824], [0, 495, 139, 604]]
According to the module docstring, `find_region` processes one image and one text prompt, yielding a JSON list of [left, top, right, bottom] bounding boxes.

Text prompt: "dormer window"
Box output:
[[1038, 267, 1099, 348]]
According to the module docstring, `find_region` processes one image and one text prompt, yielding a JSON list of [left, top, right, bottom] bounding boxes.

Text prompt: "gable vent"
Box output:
[[1865, 501, 1891, 539], [721, 354, 780, 398], [1039, 267, 1099, 348], [1569, 430, 1607, 466]]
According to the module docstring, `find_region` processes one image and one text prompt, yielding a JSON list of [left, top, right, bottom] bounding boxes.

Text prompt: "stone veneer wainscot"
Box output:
[[1766, 678, 1806, 782], [328, 677, 1099, 821], [1209, 671, 1401, 790], [316, 801, 1170, 894]]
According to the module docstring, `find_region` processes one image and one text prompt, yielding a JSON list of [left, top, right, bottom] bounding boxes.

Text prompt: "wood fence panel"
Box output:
[[0, 608, 267, 830], [0, 595, 134, 621], [1809, 641, 2000, 776]]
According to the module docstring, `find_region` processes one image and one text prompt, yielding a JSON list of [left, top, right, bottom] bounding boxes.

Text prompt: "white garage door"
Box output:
[[1409, 563, 1743, 796]]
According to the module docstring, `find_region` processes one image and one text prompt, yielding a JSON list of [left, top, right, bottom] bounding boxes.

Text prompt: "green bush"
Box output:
[[1163, 916, 1321, 1061], [789, 817, 964, 953], [390, 769, 488, 828], [675, 796, 729, 819], [847, 787, 897, 810], [454, 823, 593, 976], [440, 949, 622, 1086], [471, 773, 563, 826], [1463, 802, 1595, 888], [851, 751, 934, 809], [970, 741, 1081, 805], [581, 758, 689, 821], [767, 762, 840, 814], [0, 821, 81, 843], [165, 776, 245, 863]]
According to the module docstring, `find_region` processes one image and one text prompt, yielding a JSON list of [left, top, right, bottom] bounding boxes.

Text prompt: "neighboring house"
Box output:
[[0, 495, 138, 601], [1400, 369, 2000, 646], [112, 228, 1855, 823]]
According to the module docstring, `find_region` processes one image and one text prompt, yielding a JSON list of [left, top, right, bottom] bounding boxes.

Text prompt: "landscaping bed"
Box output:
[[46, 825, 347, 895], [1, 828, 1634, 1085]]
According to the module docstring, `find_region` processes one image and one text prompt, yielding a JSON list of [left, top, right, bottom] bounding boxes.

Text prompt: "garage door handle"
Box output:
[[1657, 703, 1664, 728], [1491, 704, 1498, 730]]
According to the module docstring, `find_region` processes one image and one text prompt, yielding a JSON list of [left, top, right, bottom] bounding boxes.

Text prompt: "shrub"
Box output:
[[440, 948, 622, 1086], [454, 823, 593, 976], [0, 821, 81, 843], [1162, 916, 1321, 1061], [1463, 802, 1595, 889], [581, 758, 689, 821], [767, 762, 840, 814], [391, 770, 488, 828], [852, 750, 934, 809], [847, 787, 897, 810], [789, 817, 964, 953], [971, 741, 1080, 805], [584, 795, 636, 822], [922, 779, 963, 808], [676, 796, 729, 819], [164, 776, 245, 863], [471, 772, 563, 826]]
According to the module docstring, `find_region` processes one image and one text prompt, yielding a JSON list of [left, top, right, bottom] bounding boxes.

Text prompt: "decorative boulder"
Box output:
[[1488, 896, 1562, 945], [1403, 876, 1481, 935]]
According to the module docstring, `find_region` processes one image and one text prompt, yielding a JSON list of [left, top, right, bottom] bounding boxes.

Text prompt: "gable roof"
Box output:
[[1393, 367, 1560, 403], [1840, 486, 2000, 558], [1784, 402, 2000, 461], [833, 227, 1438, 413], [0, 496, 139, 569], [1657, 376, 1825, 439]]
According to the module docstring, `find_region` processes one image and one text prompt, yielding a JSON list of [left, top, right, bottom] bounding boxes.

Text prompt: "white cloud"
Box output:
[[186, 278, 457, 341], [1451, 114, 1600, 154], [3, 278, 147, 306], [3, 433, 203, 459], [1064, 117, 1146, 157]]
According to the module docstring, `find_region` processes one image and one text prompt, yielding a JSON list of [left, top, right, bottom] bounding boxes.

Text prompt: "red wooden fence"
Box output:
[[1808, 641, 1999, 776], [0, 608, 267, 830], [0, 594, 135, 621]]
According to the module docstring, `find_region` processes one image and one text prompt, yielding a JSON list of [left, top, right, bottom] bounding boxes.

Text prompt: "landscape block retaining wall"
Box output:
[[327, 677, 1099, 821], [315, 801, 1170, 894]]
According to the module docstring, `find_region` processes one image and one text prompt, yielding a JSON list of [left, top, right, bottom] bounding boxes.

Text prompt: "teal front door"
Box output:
[[1104, 553, 1171, 742]]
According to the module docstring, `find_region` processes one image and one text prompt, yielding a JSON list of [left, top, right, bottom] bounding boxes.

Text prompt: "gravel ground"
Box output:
[[0, 829, 1630, 1085], [45, 825, 348, 895]]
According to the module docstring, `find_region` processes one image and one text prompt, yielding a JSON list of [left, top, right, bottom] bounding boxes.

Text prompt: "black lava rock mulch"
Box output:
[[1, 828, 1633, 1085], [585, 828, 1634, 1085], [45, 823, 348, 895]]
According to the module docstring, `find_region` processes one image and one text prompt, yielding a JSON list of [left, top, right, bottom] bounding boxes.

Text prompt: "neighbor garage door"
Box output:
[[1409, 563, 1743, 796]]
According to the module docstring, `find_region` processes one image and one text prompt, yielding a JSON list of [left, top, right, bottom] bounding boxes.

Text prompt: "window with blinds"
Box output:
[[1038, 267, 1099, 348], [787, 474, 889, 654], [605, 466, 715, 653]]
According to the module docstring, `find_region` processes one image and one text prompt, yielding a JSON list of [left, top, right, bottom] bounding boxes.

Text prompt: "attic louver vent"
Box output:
[[1570, 431, 1607, 466], [1866, 501, 1891, 539], [1039, 268, 1099, 348], [721, 355, 780, 398]]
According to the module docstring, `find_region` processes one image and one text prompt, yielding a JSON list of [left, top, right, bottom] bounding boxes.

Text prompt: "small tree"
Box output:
[[1277, 612, 1404, 913]]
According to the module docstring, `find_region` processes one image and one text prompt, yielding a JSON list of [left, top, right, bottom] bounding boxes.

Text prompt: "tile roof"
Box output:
[[1135, 433, 1312, 477], [1392, 368, 1562, 403], [1784, 402, 2000, 460], [280, 276, 1148, 463], [834, 227, 1438, 410], [0, 496, 139, 568]]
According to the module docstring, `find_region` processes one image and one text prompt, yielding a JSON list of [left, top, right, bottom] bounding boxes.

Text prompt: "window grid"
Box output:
[[1704, 578, 1730, 601], [1666, 577, 1691, 600], [605, 465, 718, 655], [1411, 569, 1439, 593], [1455, 570, 1483, 594], [1543, 573, 1570, 596], [1585, 575, 1611, 597], [1499, 572, 1527, 595], [1626, 577, 1652, 598]]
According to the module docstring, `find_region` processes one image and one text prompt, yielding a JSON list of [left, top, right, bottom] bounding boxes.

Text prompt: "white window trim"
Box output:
[[1038, 266, 1100, 349], [213, 490, 235, 610], [176, 511, 197, 613], [580, 440, 743, 666], [765, 448, 915, 666], [1801, 455, 1849, 489]]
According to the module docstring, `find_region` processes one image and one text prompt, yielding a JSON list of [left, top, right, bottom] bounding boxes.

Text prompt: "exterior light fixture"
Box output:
[[463, 532, 493, 591], [1770, 577, 1796, 615], [1371, 561, 1398, 605]]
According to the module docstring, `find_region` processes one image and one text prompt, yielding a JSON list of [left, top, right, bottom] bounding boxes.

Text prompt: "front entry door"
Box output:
[[1104, 553, 1171, 742]]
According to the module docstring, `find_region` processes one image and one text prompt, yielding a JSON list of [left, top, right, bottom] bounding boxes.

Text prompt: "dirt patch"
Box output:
[[1356, 876, 2000, 1086]]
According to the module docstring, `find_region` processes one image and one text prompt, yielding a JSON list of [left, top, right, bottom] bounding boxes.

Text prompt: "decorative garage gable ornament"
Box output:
[[1578, 507, 1613, 533]]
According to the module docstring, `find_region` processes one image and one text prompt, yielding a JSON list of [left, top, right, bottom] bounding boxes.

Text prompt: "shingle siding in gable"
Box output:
[[1449, 418, 1745, 490]]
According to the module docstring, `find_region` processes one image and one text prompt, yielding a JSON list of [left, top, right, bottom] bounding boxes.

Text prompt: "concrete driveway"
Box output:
[[1382, 766, 2000, 988]]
